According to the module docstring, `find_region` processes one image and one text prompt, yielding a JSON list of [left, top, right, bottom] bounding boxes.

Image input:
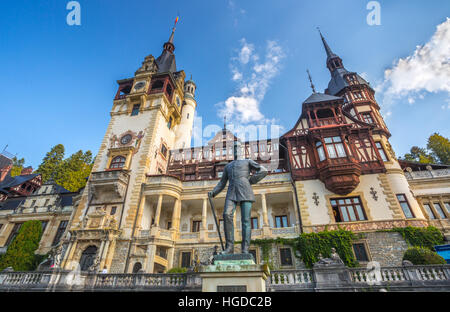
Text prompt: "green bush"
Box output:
[[403, 246, 446, 265], [167, 267, 187, 273], [391, 226, 444, 250], [0, 220, 43, 271]]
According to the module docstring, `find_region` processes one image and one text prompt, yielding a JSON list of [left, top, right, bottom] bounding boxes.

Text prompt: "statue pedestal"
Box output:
[[312, 263, 352, 290], [199, 254, 270, 292]]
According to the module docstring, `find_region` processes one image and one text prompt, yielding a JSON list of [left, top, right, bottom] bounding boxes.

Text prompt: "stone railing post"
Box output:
[[312, 264, 353, 291]]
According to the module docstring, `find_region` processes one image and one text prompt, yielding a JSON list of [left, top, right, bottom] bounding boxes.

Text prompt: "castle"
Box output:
[[1, 25, 449, 274]]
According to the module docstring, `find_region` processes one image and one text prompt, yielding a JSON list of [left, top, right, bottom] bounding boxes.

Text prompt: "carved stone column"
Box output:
[[154, 194, 163, 227], [200, 198, 208, 242], [261, 193, 271, 237]]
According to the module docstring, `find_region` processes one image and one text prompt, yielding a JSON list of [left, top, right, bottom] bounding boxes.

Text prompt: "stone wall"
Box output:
[[364, 231, 408, 266], [110, 240, 130, 273]]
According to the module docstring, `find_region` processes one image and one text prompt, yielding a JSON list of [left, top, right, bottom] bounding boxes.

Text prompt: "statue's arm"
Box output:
[[248, 160, 268, 185], [210, 167, 228, 197]]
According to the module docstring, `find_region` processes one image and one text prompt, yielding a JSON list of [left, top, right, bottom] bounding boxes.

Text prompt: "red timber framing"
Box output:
[[166, 138, 288, 181], [282, 89, 387, 195]]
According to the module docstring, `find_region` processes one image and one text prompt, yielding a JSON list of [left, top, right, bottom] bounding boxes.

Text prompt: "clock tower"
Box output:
[[61, 23, 197, 273]]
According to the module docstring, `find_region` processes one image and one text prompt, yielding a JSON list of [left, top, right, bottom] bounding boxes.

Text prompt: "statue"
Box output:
[[208, 140, 268, 255], [52, 244, 63, 268], [89, 256, 100, 273], [314, 248, 344, 266]]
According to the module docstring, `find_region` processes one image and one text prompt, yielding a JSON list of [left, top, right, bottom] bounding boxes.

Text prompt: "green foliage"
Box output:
[[295, 228, 358, 268], [36, 144, 94, 192], [36, 144, 65, 183], [401, 133, 450, 165], [427, 133, 450, 165], [56, 150, 93, 192], [251, 228, 358, 269], [402, 146, 436, 164], [0, 220, 43, 271], [389, 226, 444, 250], [403, 246, 446, 265], [167, 267, 187, 273], [10, 157, 25, 177]]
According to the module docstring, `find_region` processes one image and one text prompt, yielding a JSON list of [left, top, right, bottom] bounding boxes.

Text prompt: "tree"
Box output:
[[402, 146, 436, 164], [427, 133, 450, 165], [36, 144, 65, 183], [56, 150, 94, 192], [10, 156, 25, 177], [401, 133, 450, 165], [0, 220, 43, 271]]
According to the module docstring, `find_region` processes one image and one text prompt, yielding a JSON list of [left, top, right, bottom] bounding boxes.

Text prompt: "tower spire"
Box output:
[[317, 27, 337, 60], [306, 69, 316, 93], [167, 16, 179, 44]]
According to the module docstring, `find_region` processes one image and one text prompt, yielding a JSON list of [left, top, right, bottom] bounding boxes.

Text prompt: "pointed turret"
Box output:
[[317, 29, 371, 96], [318, 28, 338, 61], [156, 18, 179, 73], [317, 28, 343, 72]]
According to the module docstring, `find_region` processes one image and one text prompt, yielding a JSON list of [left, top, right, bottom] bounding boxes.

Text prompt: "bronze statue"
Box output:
[[209, 141, 267, 255]]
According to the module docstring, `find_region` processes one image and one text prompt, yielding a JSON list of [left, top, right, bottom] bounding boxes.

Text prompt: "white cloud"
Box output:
[[218, 39, 285, 125], [378, 18, 450, 111], [238, 39, 254, 64]]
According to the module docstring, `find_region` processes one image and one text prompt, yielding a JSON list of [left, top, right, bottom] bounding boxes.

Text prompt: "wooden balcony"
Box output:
[[317, 156, 361, 195]]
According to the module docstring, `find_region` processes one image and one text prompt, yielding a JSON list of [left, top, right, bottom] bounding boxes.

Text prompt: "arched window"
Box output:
[[132, 262, 142, 273], [79, 246, 98, 271], [110, 156, 126, 169]]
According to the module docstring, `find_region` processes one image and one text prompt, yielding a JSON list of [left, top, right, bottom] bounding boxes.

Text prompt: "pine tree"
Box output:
[[36, 144, 65, 183], [0, 220, 43, 271], [56, 150, 93, 192], [427, 133, 450, 165]]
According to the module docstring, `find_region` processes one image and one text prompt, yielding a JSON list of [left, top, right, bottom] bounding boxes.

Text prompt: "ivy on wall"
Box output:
[[250, 228, 359, 269], [0, 220, 43, 271], [385, 226, 445, 250]]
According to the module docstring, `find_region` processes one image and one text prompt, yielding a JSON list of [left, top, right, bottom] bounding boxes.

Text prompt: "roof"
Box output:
[[0, 154, 12, 169], [60, 193, 74, 206], [0, 173, 40, 192], [156, 50, 177, 73], [327, 67, 371, 95], [303, 92, 343, 104], [0, 196, 25, 211]]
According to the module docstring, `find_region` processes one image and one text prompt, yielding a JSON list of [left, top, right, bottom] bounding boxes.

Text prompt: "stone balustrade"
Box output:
[[404, 168, 450, 180], [1, 265, 449, 292]]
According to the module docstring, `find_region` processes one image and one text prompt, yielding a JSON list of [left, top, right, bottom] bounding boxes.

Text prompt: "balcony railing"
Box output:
[[1, 265, 449, 292], [310, 117, 343, 128], [404, 168, 450, 180]]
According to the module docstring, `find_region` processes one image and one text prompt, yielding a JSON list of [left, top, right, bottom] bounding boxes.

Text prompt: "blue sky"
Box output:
[[1, 0, 449, 168]]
